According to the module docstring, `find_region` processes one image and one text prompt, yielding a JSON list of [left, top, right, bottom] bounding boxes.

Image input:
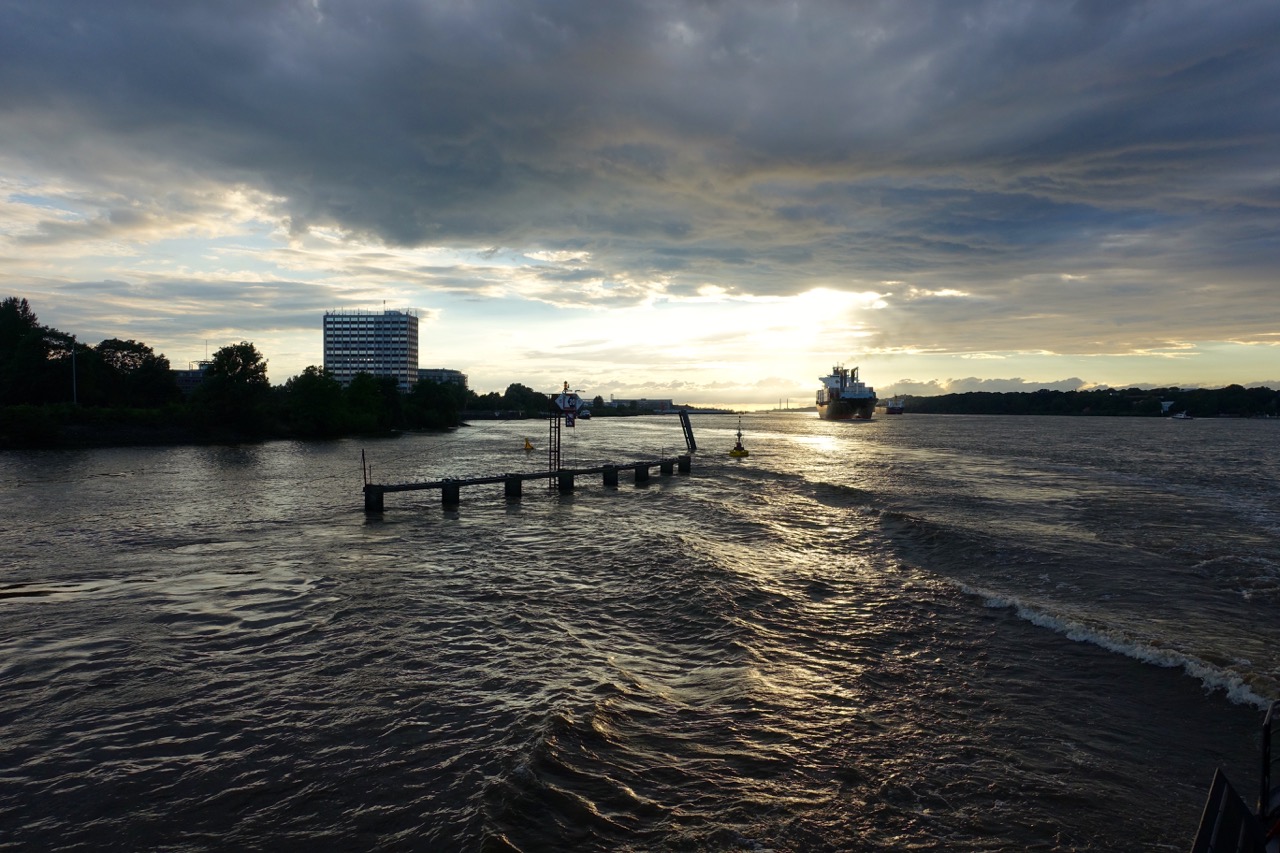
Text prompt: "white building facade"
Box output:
[[323, 309, 419, 390]]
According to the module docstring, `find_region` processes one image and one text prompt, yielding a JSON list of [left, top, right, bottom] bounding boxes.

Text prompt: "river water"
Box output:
[[2, 413, 1276, 851]]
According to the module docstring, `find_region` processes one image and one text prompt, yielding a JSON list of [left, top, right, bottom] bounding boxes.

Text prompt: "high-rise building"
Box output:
[[323, 309, 419, 390]]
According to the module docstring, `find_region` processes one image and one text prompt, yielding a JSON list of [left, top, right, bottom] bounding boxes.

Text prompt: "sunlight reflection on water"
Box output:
[[0, 415, 1276, 850]]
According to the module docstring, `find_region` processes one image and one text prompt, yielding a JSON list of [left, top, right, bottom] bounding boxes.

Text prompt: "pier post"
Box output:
[[504, 474, 523, 499], [558, 471, 575, 493], [441, 481, 461, 507], [634, 464, 650, 484], [678, 454, 691, 473], [364, 485, 384, 513], [602, 465, 618, 488], [660, 459, 674, 475]]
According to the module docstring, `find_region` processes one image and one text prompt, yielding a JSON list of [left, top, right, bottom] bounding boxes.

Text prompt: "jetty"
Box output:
[[363, 455, 692, 512], [362, 400, 697, 512]]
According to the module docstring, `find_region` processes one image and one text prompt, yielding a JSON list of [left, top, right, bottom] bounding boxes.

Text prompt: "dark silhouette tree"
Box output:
[[406, 378, 464, 429], [468, 390, 502, 412], [345, 372, 401, 433], [95, 338, 180, 407], [1, 297, 53, 404], [503, 382, 550, 416], [193, 342, 272, 436], [284, 366, 348, 437]]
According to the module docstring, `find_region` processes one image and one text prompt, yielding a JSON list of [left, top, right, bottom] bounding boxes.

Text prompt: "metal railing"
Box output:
[[1261, 700, 1278, 819]]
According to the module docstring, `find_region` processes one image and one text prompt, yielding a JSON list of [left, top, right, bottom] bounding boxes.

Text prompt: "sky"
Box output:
[[1, 0, 1278, 408]]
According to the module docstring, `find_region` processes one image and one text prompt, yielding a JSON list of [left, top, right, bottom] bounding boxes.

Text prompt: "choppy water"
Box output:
[[2, 413, 1276, 851]]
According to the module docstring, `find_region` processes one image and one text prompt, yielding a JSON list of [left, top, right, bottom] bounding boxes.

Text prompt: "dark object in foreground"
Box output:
[[1191, 701, 1279, 852]]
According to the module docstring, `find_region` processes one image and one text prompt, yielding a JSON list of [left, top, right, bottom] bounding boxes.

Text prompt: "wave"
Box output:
[[1194, 554, 1280, 603], [954, 581, 1272, 710]]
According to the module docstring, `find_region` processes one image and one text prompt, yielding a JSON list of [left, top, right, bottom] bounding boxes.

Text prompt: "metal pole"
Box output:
[[71, 336, 77, 405]]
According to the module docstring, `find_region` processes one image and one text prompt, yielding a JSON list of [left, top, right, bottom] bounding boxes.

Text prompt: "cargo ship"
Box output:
[[816, 365, 877, 420], [877, 398, 904, 415]]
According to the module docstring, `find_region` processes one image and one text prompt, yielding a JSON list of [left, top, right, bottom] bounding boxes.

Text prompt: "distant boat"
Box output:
[[729, 417, 749, 458], [877, 398, 904, 415], [578, 409, 591, 420], [1171, 411, 1194, 420], [816, 364, 876, 420]]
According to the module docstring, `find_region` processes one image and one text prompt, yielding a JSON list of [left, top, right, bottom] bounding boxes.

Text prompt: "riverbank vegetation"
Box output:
[[0, 297, 547, 448], [901, 385, 1279, 418], [6, 296, 1276, 447]]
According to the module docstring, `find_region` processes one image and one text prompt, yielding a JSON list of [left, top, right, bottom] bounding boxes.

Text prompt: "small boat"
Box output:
[[1171, 411, 1195, 420], [729, 417, 749, 458]]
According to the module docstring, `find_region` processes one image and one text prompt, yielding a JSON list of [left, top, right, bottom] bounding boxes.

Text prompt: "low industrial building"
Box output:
[[417, 368, 468, 388], [606, 397, 676, 412]]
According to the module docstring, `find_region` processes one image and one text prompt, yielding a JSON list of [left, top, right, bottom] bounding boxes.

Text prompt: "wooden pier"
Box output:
[[363, 399, 698, 512], [363, 454, 693, 512]]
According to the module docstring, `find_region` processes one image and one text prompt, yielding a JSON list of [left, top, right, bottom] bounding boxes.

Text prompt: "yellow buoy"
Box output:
[[524, 438, 534, 452]]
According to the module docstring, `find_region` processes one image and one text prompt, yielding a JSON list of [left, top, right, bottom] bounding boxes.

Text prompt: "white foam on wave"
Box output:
[[955, 582, 1271, 710], [1193, 554, 1280, 602]]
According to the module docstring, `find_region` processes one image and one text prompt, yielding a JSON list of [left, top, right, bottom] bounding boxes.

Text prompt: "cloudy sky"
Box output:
[[2, 0, 1278, 406]]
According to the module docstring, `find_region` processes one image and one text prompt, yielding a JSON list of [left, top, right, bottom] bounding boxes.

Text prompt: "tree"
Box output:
[[406, 378, 464, 429], [206, 342, 269, 387], [345, 372, 402, 433], [284, 366, 348, 437], [468, 390, 502, 411], [192, 342, 272, 435], [0, 297, 52, 405], [95, 338, 180, 407], [0, 296, 39, 333], [503, 382, 551, 416]]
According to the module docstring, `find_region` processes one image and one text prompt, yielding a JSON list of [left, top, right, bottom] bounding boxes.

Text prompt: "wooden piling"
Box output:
[[361, 455, 691, 509], [505, 474, 523, 499]]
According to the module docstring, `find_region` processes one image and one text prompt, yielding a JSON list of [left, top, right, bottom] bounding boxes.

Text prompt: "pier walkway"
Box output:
[[363, 454, 692, 512]]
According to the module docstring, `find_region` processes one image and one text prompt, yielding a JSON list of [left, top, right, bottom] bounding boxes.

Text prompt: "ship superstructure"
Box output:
[[816, 365, 877, 420]]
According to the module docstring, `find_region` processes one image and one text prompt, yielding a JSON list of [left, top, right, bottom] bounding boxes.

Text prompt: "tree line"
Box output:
[[0, 297, 554, 447], [900, 386, 1280, 418]]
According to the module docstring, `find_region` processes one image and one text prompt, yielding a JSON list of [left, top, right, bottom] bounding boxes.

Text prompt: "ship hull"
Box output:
[[817, 397, 876, 420]]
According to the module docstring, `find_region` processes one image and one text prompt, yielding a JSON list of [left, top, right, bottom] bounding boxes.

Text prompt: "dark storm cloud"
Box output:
[[2, 0, 1278, 349], [47, 276, 340, 340]]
